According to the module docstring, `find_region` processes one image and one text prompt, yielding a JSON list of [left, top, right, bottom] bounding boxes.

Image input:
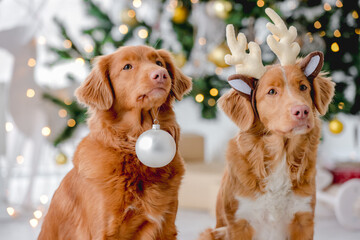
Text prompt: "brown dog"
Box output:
[[38, 45, 192, 240], [199, 9, 335, 240]]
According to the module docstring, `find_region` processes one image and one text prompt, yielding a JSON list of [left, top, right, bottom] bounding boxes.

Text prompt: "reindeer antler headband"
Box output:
[[225, 8, 301, 114], [225, 8, 326, 119], [225, 8, 300, 79]]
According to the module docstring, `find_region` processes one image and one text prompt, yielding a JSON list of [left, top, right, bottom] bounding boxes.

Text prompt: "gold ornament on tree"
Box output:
[[173, 52, 187, 68], [56, 152, 68, 165], [208, 42, 231, 68], [172, 6, 188, 24], [120, 9, 138, 26], [329, 118, 344, 134]]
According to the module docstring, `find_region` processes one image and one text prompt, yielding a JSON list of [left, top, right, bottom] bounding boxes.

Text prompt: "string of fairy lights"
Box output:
[[6, 194, 49, 228]]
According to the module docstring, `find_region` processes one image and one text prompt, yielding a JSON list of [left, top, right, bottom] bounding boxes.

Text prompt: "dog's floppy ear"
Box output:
[[218, 88, 255, 132], [311, 73, 335, 116], [75, 55, 114, 110], [300, 51, 324, 81], [218, 74, 257, 131], [228, 74, 257, 101], [299, 52, 335, 115], [157, 49, 192, 100]]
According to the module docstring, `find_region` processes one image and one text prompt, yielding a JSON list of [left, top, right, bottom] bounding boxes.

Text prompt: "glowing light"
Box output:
[[64, 98, 72, 105], [355, 29, 360, 35], [133, 0, 142, 8], [208, 98, 216, 106], [27, 58, 36, 67], [334, 29, 341, 38], [33, 210, 43, 219], [40, 195, 49, 204], [41, 127, 51, 137], [16, 155, 24, 165], [75, 58, 85, 65], [26, 89, 36, 98], [128, 10, 136, 18], [37, 36, 47, 45], [138, 29, 148, 39], [257, 0, 265, 7], [67, 119, 76, 127], [191, 0, 198, 3], [29, 218, 38, 228], [336, 0, 343, 8], [338, 102, 344, 110], [319, 31, 326, 37], [195, 94, 204, 103], [84, 44, 93, 53], [7, 207, 15, 216], [323, 3, 331, 11], [210, 88, 219, 97], [58, 109, 67, 118], [215, 67, 223, 75], [314, 21, 321, 29], [331, 42, 339, 52], [119, 24, 128, 34], [198, 37, 206, 46], [63, 40, 72, 49], [5, 122, 14, 132], [352, 11, 359, 19]]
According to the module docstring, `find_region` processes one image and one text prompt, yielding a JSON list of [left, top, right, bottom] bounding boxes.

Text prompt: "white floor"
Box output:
[[1, 208, 360, 240]]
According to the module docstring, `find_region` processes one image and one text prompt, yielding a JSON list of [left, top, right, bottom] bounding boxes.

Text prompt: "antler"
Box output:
[[265, 8, 300, 66], [225, 24, 266, 79]]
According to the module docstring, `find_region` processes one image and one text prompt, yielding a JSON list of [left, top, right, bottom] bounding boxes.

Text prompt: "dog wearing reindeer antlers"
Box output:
[[199, 8, 335, 240]]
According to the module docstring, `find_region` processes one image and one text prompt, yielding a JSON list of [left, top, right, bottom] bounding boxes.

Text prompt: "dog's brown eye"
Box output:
[[300, 84, 307, 91], [123, 64, 132, 70], [268, 89, 277, 95], [156, 61, 163, 67]]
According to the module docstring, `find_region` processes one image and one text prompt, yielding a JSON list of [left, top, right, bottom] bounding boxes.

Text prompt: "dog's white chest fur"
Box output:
[[235, 155, 312, 240]]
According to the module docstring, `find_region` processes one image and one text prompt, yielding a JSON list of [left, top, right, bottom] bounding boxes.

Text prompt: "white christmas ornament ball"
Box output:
[[136, 124, 176, 168]]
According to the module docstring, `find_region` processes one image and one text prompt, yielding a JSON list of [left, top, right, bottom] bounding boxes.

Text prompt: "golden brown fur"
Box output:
[[38, 46, 192, 240], [199, 58, 334, 240]]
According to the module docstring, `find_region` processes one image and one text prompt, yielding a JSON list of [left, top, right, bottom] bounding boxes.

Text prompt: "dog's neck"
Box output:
[[87, 104, 177, 148], [235, 119, 320, 193]]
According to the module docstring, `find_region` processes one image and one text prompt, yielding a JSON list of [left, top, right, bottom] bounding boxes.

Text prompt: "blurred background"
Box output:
[[0, 0, 360, 239]]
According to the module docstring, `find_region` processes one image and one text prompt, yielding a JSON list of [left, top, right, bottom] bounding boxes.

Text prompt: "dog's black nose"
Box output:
[[150, 69, 168, 83]]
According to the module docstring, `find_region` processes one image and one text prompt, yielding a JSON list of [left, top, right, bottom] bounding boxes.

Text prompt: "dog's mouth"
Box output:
[[137, 87, 168, 101], [273, 121, 313, 136], [291, 123, 311, 134], [286, 123, 313, 135]]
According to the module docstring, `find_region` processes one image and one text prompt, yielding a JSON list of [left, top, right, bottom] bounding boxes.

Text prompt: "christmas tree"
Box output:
[[46, 0, 360, 145]]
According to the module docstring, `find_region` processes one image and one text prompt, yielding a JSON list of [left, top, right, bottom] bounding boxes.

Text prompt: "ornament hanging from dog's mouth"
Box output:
[[135, 119, 176, 168]]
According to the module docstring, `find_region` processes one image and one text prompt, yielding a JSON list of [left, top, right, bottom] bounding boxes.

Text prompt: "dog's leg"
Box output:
[[288, 212, 314, 240], [198, 227, 227, 240], [157, 200, 179, 240], [227, 219, 254, 240]]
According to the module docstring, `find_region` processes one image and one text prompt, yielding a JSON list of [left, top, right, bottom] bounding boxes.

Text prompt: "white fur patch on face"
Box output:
[[304, 55, 320, 77], [235, 155, 312, 240], [229, 79, 252, 96], [281, 66, 294, 98]]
